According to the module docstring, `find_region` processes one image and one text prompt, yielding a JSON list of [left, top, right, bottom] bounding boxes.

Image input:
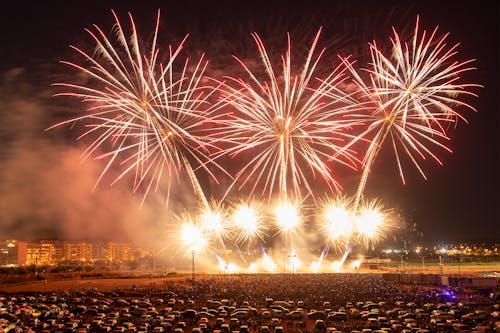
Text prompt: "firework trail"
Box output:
[[49, 10, 226, 206], [217, 28, 361, 202]]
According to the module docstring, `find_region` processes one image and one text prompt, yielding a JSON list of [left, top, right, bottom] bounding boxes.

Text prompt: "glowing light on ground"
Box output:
[[352, 259, 362, 270], [216, 255, 239, 274], [226, 262, 238, 274], [331, 260, 343, 271], [311, 261, 321, 273], [262, 253, 277, 272]]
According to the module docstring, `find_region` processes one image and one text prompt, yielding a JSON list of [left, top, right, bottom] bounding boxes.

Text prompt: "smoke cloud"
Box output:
[[0, 67, 200, 251]]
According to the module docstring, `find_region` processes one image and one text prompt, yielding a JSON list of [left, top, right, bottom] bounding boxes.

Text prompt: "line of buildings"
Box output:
[[1, 240, 137, 267]]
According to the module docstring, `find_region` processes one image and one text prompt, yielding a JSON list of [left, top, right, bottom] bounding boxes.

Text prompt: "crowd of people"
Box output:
[[0, 273, 498, 332]]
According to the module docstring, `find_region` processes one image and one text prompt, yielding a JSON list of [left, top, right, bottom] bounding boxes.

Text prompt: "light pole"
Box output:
[[289, 253, 297, 273], [282, 250, 286, 273], [400, 254, 404, 274], [191, 250, 195, 282], [153, 253, 156, 273], [2, 248, 7, 266]]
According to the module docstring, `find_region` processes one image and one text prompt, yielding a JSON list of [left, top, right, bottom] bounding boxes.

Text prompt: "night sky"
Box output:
[[0, 0, 498, 246]]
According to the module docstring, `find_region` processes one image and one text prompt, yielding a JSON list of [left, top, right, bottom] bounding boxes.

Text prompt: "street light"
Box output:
[[192, 250, 196, 281], [289, 253, 297, 273], [179, 220, 207, 282], [400, 254, 404, 274], [282, 250, 287, 273]]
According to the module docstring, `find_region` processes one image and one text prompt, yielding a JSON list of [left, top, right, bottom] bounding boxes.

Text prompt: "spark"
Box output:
[[216, 255, 238, 273]]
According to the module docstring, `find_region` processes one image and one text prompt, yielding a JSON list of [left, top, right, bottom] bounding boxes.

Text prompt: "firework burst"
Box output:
[[354, 198, 391, 249], [199, 199, 230, 247], [50, 10, 225, 205], [318, 195, 390, 253], [272, 199, 306, 256], [217, 29, 361, 202], [341, 16, 480, 210], [273, 200, 304, 237], [230, 200, 267, 245], [175, 212, 210, 254], [318, 195, 354, 251]]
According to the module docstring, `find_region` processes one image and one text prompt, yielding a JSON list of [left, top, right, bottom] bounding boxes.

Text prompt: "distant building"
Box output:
[[108, 242, 135, 262], [2, 240, 139, 267], [64, 241, 93, 263], [26, 241, 56, 266], [92, 242, 108, 262], [1, 240, 27, 267], [52, 241, 65, 262]]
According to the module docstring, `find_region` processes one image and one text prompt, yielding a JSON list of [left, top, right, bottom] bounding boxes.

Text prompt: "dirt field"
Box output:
[[0, 275, 189, 293], [379, 262, 500, 275], [0, 263, 498, 294]]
